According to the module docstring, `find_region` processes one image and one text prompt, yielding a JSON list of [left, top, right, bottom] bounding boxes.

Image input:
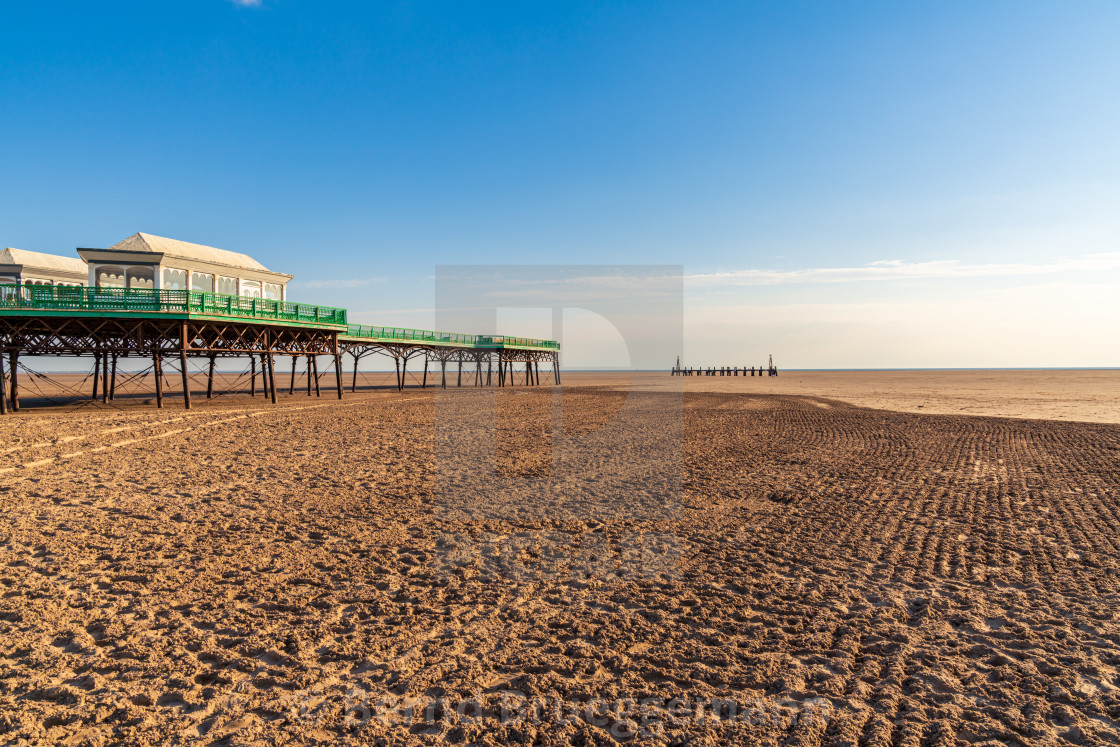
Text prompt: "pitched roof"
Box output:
[[107, 233, 271, 273], [0, 247, 88, 275]]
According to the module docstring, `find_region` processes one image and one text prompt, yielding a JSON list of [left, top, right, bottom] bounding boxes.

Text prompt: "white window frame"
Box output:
[[161, 267, 189, 292]]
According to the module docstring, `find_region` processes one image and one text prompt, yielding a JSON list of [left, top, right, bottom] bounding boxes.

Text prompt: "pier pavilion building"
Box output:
[[0, 248, 89, 288], [78, 233, 293, 300]]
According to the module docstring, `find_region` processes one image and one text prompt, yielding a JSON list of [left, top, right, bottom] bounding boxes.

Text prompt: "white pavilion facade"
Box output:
[[1, 233, 293, 300], [0, 248, 89, 287]]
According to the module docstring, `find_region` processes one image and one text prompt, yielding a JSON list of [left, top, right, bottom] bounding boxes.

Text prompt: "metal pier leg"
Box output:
[[259, 355, 268, 398], [394, 357, 402, 391], [423, 357, 428, 388], [250, 355, 257, 395], [0, 350, 7, 415], [92, 352, 101, 401], [334, 353, 344, 399], [207, 355, 216, 399], [351, 353, 359, 393], [400, 356, 407, 391], [0, 351, 6, 415], [7, 352, 18, 413], [154, 354, 164, 408], [457, 360, 462, 387], [441, 360, 447, 389], [109, 355, 118, 401], [553, 353, 560, 385], [267, 354, 278, 404], [312, 356, 321, 397], [101, 351, 109, 404], [180, 350, 191, 410], [290, 355, 297, 395], [476, 361, 482, 387], [487, 357, 492, 387], [307, 355, 313, 396]]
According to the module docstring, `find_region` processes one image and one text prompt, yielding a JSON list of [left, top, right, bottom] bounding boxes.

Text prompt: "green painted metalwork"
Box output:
[[342, 324, 560, 351], [0, 284, 560, 351], [0, 284, 348, 329]]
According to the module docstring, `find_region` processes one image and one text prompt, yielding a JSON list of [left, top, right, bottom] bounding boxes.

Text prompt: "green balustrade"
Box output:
[[0, 285, 558, 349], [0, 284, 347, 328], [342, 324, 559, 351]]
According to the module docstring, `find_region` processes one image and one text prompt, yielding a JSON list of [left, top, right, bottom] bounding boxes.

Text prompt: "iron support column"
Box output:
[[154, 354, 164, 408], [109, 354, 118, 401], [9, 352, 18, 412]]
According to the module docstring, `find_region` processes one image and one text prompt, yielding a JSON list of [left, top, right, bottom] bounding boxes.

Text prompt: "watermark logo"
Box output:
[[291, 687, 833, 739], [431, 265, 685, 585]]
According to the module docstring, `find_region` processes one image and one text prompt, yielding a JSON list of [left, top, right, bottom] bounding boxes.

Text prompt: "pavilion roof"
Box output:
[[106, 233, 272, 273], [0, 247, 88, 275]]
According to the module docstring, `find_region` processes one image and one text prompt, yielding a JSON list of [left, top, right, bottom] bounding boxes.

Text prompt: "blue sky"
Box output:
[[2, 1, 1118, 367]]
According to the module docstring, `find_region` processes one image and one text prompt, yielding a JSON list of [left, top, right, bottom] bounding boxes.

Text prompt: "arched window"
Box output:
[[127, 267, 155, 290], [96, 266, 126, 288], [191, 272, 214, 293], [160, 268, 186, 291], [217, 276, 238, 296], [240, 280, 262, 298]]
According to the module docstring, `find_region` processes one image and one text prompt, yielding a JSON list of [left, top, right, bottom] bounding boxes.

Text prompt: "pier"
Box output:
[[0, 285, 559, 414], [671, 354, 777, 377]]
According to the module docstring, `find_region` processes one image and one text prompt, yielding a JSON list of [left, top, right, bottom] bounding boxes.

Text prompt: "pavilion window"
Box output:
[[263, 283, 282, 301], [240, 280, 262, 298], [96, 266, 126, 288], [25, 278, 52, 286], [191, 272, 214, 294], [217, 276, 238, 296], [127, 267, 155, 290], [162, 268, 187, 291], [0, 275, 18, 285]]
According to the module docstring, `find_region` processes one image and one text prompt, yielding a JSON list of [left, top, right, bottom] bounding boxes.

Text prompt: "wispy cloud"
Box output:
[[688, 253, 1120, 287], [294, 277, 387, 289], [228, 0, 262, 7]]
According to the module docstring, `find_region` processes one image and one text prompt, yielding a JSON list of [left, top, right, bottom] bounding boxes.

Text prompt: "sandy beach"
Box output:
[[0, 372, 1118, 744], [573, 369, 1120, 424]]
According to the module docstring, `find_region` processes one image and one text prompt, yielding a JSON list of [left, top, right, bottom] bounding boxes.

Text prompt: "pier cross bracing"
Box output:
[[0, 235, 559, 414]]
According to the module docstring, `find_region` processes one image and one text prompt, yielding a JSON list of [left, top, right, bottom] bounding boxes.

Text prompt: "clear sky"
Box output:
[[2, 1, 1118, 367]]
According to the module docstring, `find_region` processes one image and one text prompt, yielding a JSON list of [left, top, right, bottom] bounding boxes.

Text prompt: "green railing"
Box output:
[[0, 285, 557, 348], [0, 285, 348, 327], [344, 324, 560, 351]]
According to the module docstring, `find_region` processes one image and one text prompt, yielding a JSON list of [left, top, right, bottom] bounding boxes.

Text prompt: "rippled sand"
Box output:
[[0, 373, 1118, 744]]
